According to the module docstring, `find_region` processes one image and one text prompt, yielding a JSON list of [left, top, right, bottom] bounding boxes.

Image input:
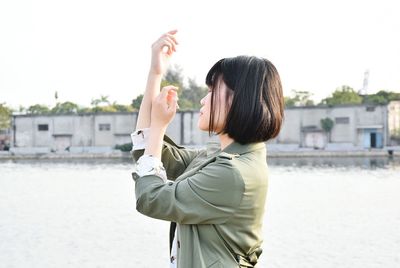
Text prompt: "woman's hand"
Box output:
[[150, 86, 179, 130], [149, 30, 178, 76]]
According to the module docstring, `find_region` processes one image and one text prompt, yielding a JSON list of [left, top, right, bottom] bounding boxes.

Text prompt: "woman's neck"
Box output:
[[218, 133, 235, 151]]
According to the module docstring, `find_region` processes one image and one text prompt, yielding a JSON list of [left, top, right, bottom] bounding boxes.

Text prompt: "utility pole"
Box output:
[[359, 69, 369, 95]]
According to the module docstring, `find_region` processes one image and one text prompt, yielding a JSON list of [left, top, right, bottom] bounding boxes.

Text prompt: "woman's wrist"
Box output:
[[144, 125, 167, 159], [147, 70, 163, 78], [150, 124, 167, 133]]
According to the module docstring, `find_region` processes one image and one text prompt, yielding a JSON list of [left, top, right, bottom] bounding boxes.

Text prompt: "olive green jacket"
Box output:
[[132, 137, 268, 268]]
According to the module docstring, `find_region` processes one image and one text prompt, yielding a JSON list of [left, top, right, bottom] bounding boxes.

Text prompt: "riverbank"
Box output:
[[1, 147, 399, 160]]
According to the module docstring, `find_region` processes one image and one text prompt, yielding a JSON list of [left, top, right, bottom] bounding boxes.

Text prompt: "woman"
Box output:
[[131, 30, 284, 268]]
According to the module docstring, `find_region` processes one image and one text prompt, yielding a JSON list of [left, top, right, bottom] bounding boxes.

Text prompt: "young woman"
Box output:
[[131, 30, 284, 268]]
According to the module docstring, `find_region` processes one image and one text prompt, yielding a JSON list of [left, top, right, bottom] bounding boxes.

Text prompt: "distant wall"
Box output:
[[12, 103, 393, 150]]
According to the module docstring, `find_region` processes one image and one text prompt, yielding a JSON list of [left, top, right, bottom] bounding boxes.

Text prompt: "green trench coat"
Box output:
[[132, 136, 269, 268]]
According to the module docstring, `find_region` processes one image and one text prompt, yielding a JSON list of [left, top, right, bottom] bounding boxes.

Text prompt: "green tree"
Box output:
[[163, 65, 184, 88], [363, 90, 400, 105], [0, 103, 12, 130], [321, 85, 362, 106], [131, 65, 209, 111], [51, 101, 79, 114], [284, 90, 314, 107], [320, 117, 334, 142], [111, 102, 134, 112], [162, 66, 206, 110], [93, 106, 118, 113], [91, 95, 110, 107], [18, 105, 26, 113], [91, 95, 112, 112], [284, 96, 296, 107], [179, 78, 208, 110], [77, 107, 92, 113], [27, 104, 50, 114], [131, 94, 143, 110]]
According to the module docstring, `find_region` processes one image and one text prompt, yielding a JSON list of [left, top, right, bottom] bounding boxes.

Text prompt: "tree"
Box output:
[[162, 65, 207, 110], [320, 117, 334, 142], [51, 101, 79, 114], [0, 103, 12, 130], [131, 65, 210, 111], [91, 95, 110, 107], [284, 90, 314, 107], [27, 104, 50, 114], [111, 102, 134, 112], [76, 107, 90, 113], [363, 90, 400, 105], [163, 65, 184, 88], [321, 85, 362, 106], [91, 95, 112, 112], [131, 94, 143, 110], [179, 78, 208, 110]]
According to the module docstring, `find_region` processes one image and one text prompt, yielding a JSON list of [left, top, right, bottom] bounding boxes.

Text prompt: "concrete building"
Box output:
[[10, 101, 400, 152], [273, 101, 400, 149], [11, 112, 210, 153]]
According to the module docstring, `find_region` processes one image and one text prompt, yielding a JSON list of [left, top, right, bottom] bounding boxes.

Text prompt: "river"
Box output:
[[1, 157, 399, 267]]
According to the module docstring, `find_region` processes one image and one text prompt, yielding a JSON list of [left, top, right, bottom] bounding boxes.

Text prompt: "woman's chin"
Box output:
[[197, 122, 208, 131]]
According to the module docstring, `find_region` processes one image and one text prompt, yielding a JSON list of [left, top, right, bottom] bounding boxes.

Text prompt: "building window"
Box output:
[[38, 124, 49, 131], [335, 117, 349, 124], [366, 106, 375, 112], [99, 123, 111, 131]]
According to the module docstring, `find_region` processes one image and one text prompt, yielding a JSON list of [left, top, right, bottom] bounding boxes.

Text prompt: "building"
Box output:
[[272, 101, 400, 149], [10, 101, 400, 152], [11, 111, 210, 153]]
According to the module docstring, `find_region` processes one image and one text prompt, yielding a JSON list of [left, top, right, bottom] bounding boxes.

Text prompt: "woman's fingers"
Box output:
[[159, 86, 178, 109], [160, 37, 177, 55], [159, 86, 178, 101], [167, 29, 178, 35], [150, 86, 179, 127], [161, 40, 174, 55], [165, 33, 178, 46], [149, 30, 179, 76], [154, 31, 178, 54]]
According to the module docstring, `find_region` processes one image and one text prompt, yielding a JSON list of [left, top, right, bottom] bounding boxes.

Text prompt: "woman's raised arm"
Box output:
[[135, 30, 178, 130]]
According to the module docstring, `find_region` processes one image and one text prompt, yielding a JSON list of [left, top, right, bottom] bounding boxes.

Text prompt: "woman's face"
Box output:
[[198, 80, 231, 132]]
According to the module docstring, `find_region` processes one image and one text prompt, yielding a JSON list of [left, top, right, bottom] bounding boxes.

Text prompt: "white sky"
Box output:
[[1, 0, 399, 108]]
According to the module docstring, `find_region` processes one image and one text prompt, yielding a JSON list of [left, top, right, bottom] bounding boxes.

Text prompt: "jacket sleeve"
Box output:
[[131, 133, 204, 181], [133, 155, 245, 224]]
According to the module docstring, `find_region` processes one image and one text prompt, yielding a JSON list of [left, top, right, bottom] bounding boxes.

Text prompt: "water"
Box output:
[[0, 157, 399, 268]]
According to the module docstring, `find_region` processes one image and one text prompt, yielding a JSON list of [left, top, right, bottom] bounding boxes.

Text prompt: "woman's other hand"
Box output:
[[150, 86, 179, 129], [150, 30, 178, 76]]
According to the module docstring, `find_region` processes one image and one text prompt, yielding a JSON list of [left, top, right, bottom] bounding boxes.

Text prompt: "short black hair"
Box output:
[[205, 56, 284, 144]]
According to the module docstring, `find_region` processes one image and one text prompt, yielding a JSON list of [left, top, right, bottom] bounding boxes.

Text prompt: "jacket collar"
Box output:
[[206, 140, 265, 157], [223, 141, 266, 155]]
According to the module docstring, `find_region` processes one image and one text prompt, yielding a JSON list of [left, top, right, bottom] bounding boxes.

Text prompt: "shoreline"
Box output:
[[1, 149, 399, 160]]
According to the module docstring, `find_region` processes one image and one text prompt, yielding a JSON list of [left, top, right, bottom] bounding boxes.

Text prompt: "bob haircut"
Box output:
[[205, 56, 284, 144]]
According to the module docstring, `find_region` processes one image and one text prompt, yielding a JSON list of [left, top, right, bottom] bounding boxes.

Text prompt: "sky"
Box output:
[[1, 0, 399, 109]]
